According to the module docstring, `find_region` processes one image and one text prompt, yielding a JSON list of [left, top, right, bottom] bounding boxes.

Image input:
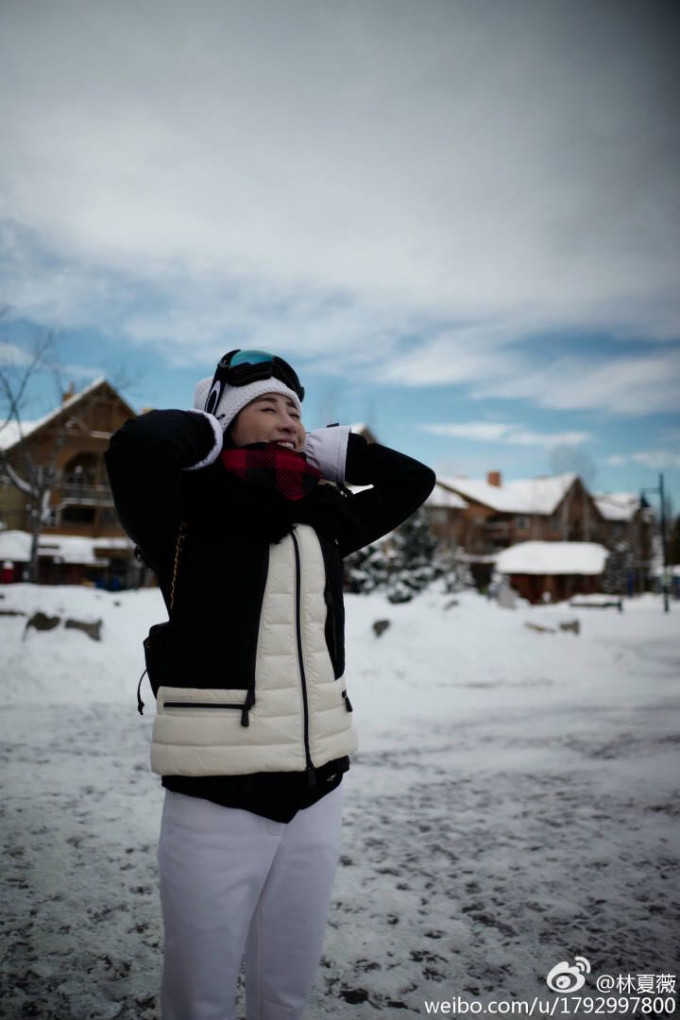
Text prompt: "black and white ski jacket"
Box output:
[[105, 410, 435, 779]]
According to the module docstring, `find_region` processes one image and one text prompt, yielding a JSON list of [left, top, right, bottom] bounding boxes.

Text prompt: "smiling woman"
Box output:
[[229, 392, 306, 452], [104, 347, 436, 1020]]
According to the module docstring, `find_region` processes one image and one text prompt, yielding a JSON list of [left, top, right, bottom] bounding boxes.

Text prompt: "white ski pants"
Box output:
[[157, 785, 343, 1020]]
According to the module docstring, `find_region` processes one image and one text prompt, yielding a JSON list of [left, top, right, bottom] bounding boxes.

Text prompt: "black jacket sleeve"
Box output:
[[339, 433, 436, 557], [104, 410, 221, 572]]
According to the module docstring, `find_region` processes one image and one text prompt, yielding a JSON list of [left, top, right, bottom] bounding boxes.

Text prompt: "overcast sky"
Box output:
[[1, 0, 679, 505]]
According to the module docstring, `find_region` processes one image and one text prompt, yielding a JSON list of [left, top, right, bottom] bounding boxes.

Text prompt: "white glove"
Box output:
[[184, 409, 224, 471], [303, 425, 351, 484]]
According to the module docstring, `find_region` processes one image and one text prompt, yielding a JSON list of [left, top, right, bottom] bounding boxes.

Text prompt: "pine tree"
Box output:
[[385, 506, 443, 603], [344, 539, 390, 594], [343, 506, 445, 600], [601, 542, 632, 596]]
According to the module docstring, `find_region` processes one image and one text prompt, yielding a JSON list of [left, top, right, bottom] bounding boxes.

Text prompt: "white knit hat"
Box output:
[[193, 375, 302, 433]]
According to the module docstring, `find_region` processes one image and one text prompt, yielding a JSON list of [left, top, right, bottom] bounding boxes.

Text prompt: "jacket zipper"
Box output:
[[163, 701, 246, 710], [291, 529, 316, 783], [324, 585, 339, 676]]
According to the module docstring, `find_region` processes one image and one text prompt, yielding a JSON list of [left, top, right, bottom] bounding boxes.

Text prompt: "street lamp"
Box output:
[[640, 473, 670, 613]]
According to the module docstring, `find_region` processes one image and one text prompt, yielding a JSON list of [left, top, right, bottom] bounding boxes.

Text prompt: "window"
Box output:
[[63, 452, 98, 487], [61, 504, 95, 524]]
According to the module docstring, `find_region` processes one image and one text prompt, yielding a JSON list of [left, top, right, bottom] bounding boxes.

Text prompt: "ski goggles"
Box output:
[[203, 349, 305, 415]]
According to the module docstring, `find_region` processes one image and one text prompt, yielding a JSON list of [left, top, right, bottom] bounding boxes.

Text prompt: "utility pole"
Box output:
[[641, 474, 670, 613]]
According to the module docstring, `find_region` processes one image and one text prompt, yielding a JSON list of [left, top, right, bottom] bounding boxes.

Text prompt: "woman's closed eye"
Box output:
[[262, 407, 300, 420]]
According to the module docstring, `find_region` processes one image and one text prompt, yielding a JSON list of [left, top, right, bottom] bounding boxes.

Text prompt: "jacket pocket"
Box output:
[[162, 700, 245, 710], [157, 687, 255, 727]]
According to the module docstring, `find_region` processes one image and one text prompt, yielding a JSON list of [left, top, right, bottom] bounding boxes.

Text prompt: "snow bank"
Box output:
[[1, 581, 678, 1018]]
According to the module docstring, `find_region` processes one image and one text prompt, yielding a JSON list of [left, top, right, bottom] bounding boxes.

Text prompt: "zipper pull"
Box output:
[[240, 688, 256, 727], [137, 669, 147, 715], [306, 765, 318, 786], [342, 690, 353, 712]]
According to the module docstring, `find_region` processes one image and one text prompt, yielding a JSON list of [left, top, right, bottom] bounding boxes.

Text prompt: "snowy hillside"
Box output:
[[1, 583, 678, 1018]]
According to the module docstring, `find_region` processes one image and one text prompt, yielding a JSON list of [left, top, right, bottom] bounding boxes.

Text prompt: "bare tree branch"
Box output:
[[0, 327, 56, 438], [0, 319, 61, 581]]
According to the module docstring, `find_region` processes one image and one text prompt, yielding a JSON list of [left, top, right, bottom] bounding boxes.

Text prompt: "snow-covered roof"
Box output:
[[0, 530, 32, 562], [650, 564, 680, 578], [349, 422, 379, 443], [426, 484, 468, 510], [496, 541, 609, 576], [0, 530, 133, 565], [0, 377, 121, 452], [594, 492, 640, 522], [0, 417, 42, 451], [438, 473, 577, 514]]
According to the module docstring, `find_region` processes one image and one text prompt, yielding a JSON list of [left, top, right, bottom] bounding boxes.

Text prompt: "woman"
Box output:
[[105, 349, 435, 1020]]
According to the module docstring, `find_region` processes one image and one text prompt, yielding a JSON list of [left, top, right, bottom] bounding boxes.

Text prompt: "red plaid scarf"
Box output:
[[221, 444, 322, 501]]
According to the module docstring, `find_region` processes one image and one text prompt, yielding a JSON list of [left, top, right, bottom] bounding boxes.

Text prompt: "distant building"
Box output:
[[495, 541, 609, 604], [432, 470, 600, 551], [426, 483, 468, 534], [0, 378, 136, 584], [349, 423, 378, 444], [594, 492, 652, 584], [427, 470, 653, 597]]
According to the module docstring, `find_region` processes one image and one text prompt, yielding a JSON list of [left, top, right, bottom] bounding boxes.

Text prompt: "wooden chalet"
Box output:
[[495, 541, 608, 604], [593, 492, 652, 594], [0, 378, 136, 584], [426, 470, 653, 597], [429, 470, 601, 552]]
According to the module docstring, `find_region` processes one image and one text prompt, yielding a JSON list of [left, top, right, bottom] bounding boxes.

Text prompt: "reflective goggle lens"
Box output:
[[205, 349, 304, 413], [227, 349, 275, 368]]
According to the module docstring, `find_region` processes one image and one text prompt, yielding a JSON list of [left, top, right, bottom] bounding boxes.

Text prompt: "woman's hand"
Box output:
[[303, 425, 351, 483]]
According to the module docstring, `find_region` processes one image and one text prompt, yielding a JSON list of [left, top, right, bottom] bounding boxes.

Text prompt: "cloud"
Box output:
[[0, 342, 32, 369], [473, 350, 680, 416], [420, 421, 593, 447], [631, 450, 680, 471], [0, 0, 678, 357], [422, 422, 512, 442], [58, 363, 106, 383], [378, 316, 680, 416], [605, 450, 680, 470]]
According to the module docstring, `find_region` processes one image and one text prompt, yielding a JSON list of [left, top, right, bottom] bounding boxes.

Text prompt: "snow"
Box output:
[[495, 541, 609, 576], [438, 473, 576, 514], [1, 582, 678, 1018], [426, 485, 468, 510], [0, 529, 32, 561], [594, 492, 641, 523], [0, 418, 42, 451], [0, 530, 134, 565], [0, 377, 110, 452]]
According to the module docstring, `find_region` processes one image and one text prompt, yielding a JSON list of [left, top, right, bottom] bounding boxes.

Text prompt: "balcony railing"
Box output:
[[59, 482, 114, 502]]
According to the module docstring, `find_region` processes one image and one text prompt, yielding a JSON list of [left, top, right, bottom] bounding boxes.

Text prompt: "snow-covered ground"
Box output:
[[1, 582, 678, 1018]]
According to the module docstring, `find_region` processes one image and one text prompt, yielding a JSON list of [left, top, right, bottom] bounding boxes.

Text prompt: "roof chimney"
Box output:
[[487, 470, 502, 487], [62, 382, 76, 403]]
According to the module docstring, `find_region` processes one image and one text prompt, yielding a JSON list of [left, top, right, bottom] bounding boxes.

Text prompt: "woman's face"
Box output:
[[230, 392, 306, 452]]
